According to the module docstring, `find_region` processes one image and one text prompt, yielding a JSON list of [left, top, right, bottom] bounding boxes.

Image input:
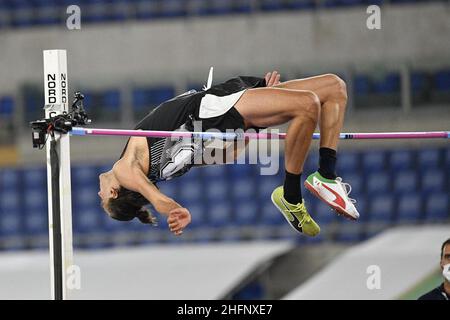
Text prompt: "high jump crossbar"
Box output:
[[70, 127, 450, 140]]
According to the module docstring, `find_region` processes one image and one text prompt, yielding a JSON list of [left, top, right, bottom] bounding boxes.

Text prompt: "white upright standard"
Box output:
[[43, 49, 74, 300]]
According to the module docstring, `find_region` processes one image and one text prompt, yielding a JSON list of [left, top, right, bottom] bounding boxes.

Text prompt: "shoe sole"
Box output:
[[304, 180, 358, 221], [270, 192, 319, 237]]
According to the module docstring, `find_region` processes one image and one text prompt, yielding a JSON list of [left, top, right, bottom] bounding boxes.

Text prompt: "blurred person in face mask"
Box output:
[[418, 238, 450, 300]]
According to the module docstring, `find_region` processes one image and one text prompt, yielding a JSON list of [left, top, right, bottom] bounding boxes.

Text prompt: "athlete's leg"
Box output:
[[274, 74, 347, 151], [234, 87, 320, 175], [234, 87, 321, 236], [274, 74, 359, 220]]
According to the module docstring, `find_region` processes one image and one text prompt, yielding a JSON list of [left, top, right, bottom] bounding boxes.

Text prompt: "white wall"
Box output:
[[284, 226, 450, 300], [0, 241, 292, 300], [0, 3, 449, 94]]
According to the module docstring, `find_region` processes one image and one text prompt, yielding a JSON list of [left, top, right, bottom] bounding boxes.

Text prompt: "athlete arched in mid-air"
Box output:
[[98, 71, 359, 237]]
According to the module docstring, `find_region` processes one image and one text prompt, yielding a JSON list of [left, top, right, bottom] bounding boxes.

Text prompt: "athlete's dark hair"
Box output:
[[106, 187, 157, 225], [442, 238, 450, 259]]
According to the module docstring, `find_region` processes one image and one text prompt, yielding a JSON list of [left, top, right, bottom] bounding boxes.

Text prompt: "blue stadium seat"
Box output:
[[445, 148, 450, 170], [231, 177, 256, 201], [185, 201, 206, 228], [366, 172, 390, 195], [102, 89, 121, 112], [369, 194, 394, 223], [22, 186, 47, 235], [424, 193, 449, 222], [23, 210, 48, 235], [233, 0, 252, 13], [73, 207, 105, 234], [314, 202, 337, 226], [362, 150, 386, 172], [32, 0, 60, 25], [228, 163, 255, 178], [82, 0, 111, 23], [206, 201, 232, 227], [339, 0, 365, 6], [23, 188, 47, 211], [0, 208, 23, 236], [339, 173, 364, 200], [335, 229, 362, 242], [73, 187, 99, 208], [421, 169, 445, 194], [132, 88, 149, 109], [57, 0, 83, 6], [286, 0, 315, 10], [72, 165, 98, 187], [159, 0, 187, 18], [353, 196, 367, 222], [232, 281, 265, 300], [410, 71, 429, 93], [354, 75, 371, 95], [133, 0, 160, 20], [80, 91, 93, 110], [101, 206, 133, 232], [0, 169, 20, 189], [9, 1, 36, 27], [178, 180, 203, 202], [372, 72, 400, 94], [257, 178, 278, 200], [260, 200, 285, 225], [104, 0, 132, 22], [0, 188, 21, 211], [335, 195, 366, 241], [434, 69, 450, 92], [323, 0, 366, 8], [389, 149, 415, 171], [393, 170, 418, 195], [0, 96, 14, 118], [336, 152, 360, 174], [132, 86, 175, 110], [0, 3, 9, 28], [202, 0, 234, 15], [205, 179, 227, 202], [233, 201, 258, 226], [304, 152, 319, 173], [22, 167, 46, 188], [396, 194, 422, 223], [417, 149, 441, 169], [202, 164, 226, 180], [158, 181, 178, 198], [259, 0, 284, 11]]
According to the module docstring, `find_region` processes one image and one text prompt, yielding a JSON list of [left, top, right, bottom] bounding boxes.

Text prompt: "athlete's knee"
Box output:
[[294, 91, 320, 123], [324, 73, 348, 103]]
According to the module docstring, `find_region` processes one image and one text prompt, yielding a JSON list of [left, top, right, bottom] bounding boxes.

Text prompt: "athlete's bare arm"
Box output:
[[113, 160, 191, 235]]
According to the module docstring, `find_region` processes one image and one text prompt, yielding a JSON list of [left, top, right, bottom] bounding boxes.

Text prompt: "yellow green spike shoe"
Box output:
[[271, 186, 320, 237]]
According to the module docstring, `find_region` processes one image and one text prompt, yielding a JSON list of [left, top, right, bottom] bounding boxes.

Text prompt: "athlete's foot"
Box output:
[[271, 186, 320, 237], [304, 171, 359, 220]]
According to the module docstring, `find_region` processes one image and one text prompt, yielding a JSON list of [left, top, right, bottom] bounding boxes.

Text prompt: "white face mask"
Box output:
[[443, 264, 450, 282]]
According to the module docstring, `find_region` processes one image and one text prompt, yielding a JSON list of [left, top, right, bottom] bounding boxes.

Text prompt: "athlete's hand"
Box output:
[[167, 207, 191, 236], [265, 71, 281, 87]]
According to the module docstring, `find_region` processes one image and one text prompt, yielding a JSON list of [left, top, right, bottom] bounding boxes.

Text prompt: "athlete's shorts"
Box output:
[[194, 76, 267, 133]]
